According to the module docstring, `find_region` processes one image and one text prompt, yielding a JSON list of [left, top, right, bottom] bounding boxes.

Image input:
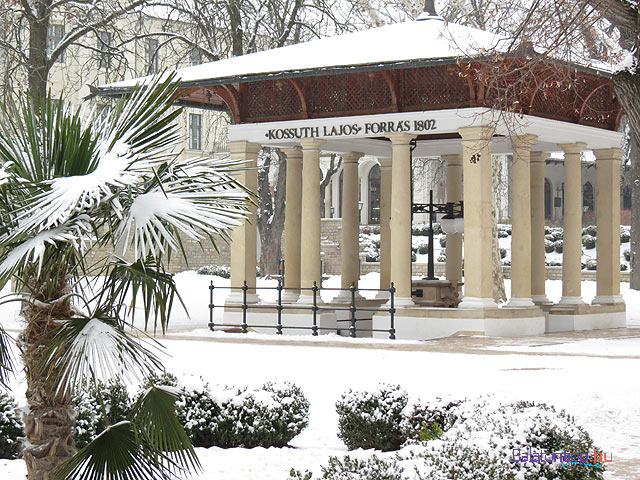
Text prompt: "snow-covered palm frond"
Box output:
[[9, 75, 183, 237], [45, 316, 163, 397], [0, 215, 93, 280]]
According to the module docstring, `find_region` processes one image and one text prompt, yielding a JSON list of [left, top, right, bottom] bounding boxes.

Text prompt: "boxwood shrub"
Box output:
[[417, 244, 429, 254], [289, 455, 405, 480], [621, 229, 631, 243], [582, 235, 596, 249], [624, 249, 631, 262], [544, 239, 555, 253], [554, 240, 563, 253], [439, 236, 446, 248], [0, 392, 22, 459], [197, 264, 231, 278], [336, 384, 408, 451]]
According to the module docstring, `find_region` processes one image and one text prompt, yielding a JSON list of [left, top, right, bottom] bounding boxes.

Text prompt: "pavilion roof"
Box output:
[[102, 15, 510, 90]]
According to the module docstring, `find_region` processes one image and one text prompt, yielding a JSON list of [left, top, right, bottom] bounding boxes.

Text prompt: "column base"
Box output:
[[281, 290, 300, 303], [506, 297, 535, 308], [592, 295, 624, 305], [458, 297, 498, 309], [374, 290, 391, 301], [385, 296, 415, 307], [226, 291, 260, 305], [333, 289, 365, 303], [558, 296, 585, 305], [297, 294, 321, 305], [531, 294, 551, 305]]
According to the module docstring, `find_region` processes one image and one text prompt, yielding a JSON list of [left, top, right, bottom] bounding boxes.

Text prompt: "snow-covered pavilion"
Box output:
[[97, 7, 626, 339]]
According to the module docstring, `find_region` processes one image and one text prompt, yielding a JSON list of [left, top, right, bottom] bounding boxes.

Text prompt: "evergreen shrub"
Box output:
[[197, 264, 231, 278], [289, 455, 405, 480], [624, 249, 631, 262], [0, 392, 22, 459], [335, 384, 408, 451], [582, 235, 596, 249], [554, 240, 563, 253]]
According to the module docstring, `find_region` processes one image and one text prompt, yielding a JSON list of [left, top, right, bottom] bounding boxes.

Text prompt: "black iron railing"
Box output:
[[208, 280, 397, 339]]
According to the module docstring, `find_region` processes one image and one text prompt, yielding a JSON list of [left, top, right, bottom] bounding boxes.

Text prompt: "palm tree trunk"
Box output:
[[18, 279, 76, 480]]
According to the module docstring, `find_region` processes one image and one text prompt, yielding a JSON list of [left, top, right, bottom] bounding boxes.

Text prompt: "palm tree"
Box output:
[[0, 74, 250, 480]]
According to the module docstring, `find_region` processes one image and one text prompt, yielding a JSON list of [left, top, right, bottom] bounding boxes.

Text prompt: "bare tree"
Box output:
[[320, 153, 342, 213]]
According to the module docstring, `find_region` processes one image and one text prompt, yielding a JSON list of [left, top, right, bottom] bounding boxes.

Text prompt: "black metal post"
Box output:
[[312, 281, 319, 336], [241, 281, 248, 334], [208, 281, 215, 331], [349, 283, 357, 338], [389, 282, 396, 340], [276, 278, 283, 335], [426, 189, 436, 280]]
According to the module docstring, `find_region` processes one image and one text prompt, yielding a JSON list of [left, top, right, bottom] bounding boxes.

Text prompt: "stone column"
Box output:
[[336, 152, 364, 301], [530, 151, 550, 304], [282, 146, 303, 302], [508, 135, 536, 307], [228, 141, 261, 304], [558, 143, 587, 305], [298, 139, 324, 303], [458, 126, 497, 309], [593, 148, 624, 304], [388, 134, 416, 305], [442, 154, 463, 288], [378, 157, 392, 297]]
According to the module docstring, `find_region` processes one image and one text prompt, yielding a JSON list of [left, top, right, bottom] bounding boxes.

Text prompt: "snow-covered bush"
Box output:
[[412, 225, 429, 236], [402, 398, 462, 442], [546, 260, 561, 267], [620, 228, 631, 243], [499, 247, 507, 259], [412, 399, 605, 480], [411, 253, 417, 263], [582, 235, 596, 249], [417, 244, 429, 254], [439, 236, 446, 248], [0, 393, 22, 459], [361, 234, 380, 262], [498, 229, 509, 238], [624, 249, 631, 262], [289, 455, 405, 480], [544, 239, 555, 253], [583, 225, 597, 237], [177, 381, 310, 448], [554, 240, 563, 253], [585, 258, 597, 271], [621, 264, 628, 271], [336, 384, 408, 451], [436, 253, 446, 263], [196, 264, 231, 278], [73, 379, 132, 448], [551, 229, 564, 241]]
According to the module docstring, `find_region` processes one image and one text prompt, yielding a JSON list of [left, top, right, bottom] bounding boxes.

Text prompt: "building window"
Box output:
[[47, 24, 65, 62], [368, 164, 381, 224], [190, 47, 202, 66], [544, 178, 552, 220], [583, 181, 594, 212], [145, 38, 159, 74], [97, 31, 112, 69], [189, 113, 202, 150]]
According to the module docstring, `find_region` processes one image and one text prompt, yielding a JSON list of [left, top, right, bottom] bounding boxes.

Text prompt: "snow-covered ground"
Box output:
[[1, 273, 640, 479]]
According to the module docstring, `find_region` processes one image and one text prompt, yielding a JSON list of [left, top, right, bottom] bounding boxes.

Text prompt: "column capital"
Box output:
[[530, 151, 548, 164], [593, 147, 624, 162], [511, 134, 538, 149], [341, 152, 365, 163], [458, 125, 495, 141], [378, 157, 392, 169], [282, 146, 303, 160], [229, 140, 262, 155], [299, 138, 324, 150], [441, 153, 462, 166], [558, 142, 587, 154], [387, 133, 416, 145]]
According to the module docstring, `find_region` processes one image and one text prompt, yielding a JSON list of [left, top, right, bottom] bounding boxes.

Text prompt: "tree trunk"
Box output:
[[492, 154, 507, 302], [18, 278, 76, 480], [259, 232, 283, 275], [27, 1, 51, 100], [613, 71, 640, 289]]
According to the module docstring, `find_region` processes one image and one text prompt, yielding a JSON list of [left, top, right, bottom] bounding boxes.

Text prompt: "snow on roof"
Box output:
[[103, 16, 507, 89]]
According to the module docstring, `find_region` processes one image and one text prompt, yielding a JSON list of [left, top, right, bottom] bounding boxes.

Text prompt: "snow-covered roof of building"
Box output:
[[103, 14, 508, 89]]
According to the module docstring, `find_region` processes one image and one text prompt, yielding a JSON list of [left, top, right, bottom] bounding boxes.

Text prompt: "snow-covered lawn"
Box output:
[[1, 275, 639, 479]]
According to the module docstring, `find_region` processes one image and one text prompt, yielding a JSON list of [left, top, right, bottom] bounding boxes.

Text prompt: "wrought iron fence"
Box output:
[[208, 280, 397, 339]]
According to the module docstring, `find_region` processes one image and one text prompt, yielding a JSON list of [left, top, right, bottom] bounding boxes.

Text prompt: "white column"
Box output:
[[442, 154, 462, 288], [228, 141, 261, 304], [508, 135, 536, 307], [388, 134, 416, 306], [593, 148, 624, 304], [458, 126, 497, 309], [298, 139, 324, 303], [530, 151, 550, 304], [336, 152, 364, 301], [282, 146, 303, 302], [558, 143, 586, 305], [377, 157, 392, 299]]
